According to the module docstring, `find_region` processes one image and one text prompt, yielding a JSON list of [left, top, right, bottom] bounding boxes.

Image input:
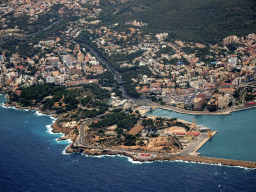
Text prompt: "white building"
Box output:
[[218, 97, 224, 109], [46, 76, 55, 83]]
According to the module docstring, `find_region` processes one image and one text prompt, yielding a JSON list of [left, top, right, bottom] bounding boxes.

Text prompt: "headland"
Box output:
[[2, 92, 256, 169], [64, 144, 256, 169]]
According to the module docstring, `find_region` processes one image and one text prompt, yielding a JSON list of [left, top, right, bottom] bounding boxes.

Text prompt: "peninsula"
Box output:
[[1, 0, 256, 169], [3, 88, 256, 169]]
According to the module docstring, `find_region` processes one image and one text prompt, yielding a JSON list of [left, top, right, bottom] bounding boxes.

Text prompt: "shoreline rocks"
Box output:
[[2, 95, 256, 168], [65, 144, 256, 168]]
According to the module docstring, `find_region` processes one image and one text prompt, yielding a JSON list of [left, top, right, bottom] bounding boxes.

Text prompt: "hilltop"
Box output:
[[100, 0, 256, 44]]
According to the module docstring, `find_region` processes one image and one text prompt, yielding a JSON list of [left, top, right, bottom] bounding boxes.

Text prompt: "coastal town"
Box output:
[[1, 0, 256, 112], [0, 0, 256, 167]]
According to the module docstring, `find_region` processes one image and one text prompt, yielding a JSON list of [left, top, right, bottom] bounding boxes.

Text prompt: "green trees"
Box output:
[[89, 112, 139, 131], [9, 93, 19, 102], [245, 94, 255, 102], [27, 65, 38, 76], [122, 70, 141, 98], [81, 96, 92, 106], [138, 140, 145, 146], [206, 103, 218, 112], [42, 98, 55, 110], [124, 135, 136, 146], [63, 94, 79, 111], [83, 84, 110, 100], [99, 71, 117, 87], [142, 119, 154, 127], [18, 83, 64, 106], [226, 43, 237, 54], [13, 83, 110, 115], [102, 0, 256, 44], [155, 46, 175, 57], [110, 50, 144, 63], [182, 47, 195, 55]]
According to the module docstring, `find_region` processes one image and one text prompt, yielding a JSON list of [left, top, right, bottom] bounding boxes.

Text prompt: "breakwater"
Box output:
[[65, 145, 256, 169]]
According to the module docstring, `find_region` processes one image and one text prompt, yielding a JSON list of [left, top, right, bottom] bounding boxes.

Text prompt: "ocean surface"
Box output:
[[0, 94, 255, 191]]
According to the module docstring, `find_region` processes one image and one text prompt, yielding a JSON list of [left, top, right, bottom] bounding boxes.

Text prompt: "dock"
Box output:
[[180, 131, 217, 156]]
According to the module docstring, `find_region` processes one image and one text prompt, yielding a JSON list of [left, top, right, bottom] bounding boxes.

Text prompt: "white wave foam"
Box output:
[[62, 145, 71, 155], [35, 111, 44, 116], [10, 106, 20, 110], [127, 156, 144, 164], [34, 111, 57, 122], [50, 116, 57, 120], [1, 103, 7, 108], [78, 153, 256, 169], [89, 154, 126, 159], [0, 103, 29, 112], [63, 139, 71, 144], [1, 103, 16, 110], [0, 101, 72, 159], [90, 155, 108, 158], [43, 113, 71, 156], [80, 152, 153, 164], [46, 124, 61, 135], [46, 124, 54, 134], [172, 160, 255, 170], [46, 124, 63, 136], [56, 138, 72, 144]]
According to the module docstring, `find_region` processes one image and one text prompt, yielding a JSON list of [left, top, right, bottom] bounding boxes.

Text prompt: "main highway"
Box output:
[[80, 43, 162, 107], [77, 42, 138, 100]]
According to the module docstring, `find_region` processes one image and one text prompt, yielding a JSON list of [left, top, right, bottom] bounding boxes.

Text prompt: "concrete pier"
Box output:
[[180, 131, 217, 156]]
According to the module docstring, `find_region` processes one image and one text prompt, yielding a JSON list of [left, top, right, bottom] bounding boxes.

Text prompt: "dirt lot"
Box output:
[[160, 126, 186, 135]]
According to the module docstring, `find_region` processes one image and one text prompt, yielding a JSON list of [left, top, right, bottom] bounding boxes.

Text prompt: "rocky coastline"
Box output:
[[2, 91, 256, 117], [65, 143, 256, 169], [3, 99, 77, 141], [3, 100, 59, 118], [51, 123, 78, 142], [1, 93, 256, 169]]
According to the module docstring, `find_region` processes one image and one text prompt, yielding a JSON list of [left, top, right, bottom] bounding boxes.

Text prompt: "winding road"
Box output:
[[75, 120, 93, 147]]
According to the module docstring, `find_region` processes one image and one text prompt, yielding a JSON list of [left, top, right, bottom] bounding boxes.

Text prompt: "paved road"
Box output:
[[180, 133, 209, 155], [75, 120, 93, 147], [238, 81, 256, 88], [74, 111, 111, 147], [85, 45, 124, 84]]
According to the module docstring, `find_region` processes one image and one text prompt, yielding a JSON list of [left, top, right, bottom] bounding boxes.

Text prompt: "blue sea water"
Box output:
[[147, 108, 256, 162], [0, 94, 255, 191]]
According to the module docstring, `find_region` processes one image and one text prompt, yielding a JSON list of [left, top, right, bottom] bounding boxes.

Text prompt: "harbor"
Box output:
[[138, 106, 217, 157], [180, 131, 218, 156]]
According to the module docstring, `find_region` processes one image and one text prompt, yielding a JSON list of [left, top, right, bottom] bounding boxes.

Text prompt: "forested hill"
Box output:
[[100, 0, 256, 44]]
